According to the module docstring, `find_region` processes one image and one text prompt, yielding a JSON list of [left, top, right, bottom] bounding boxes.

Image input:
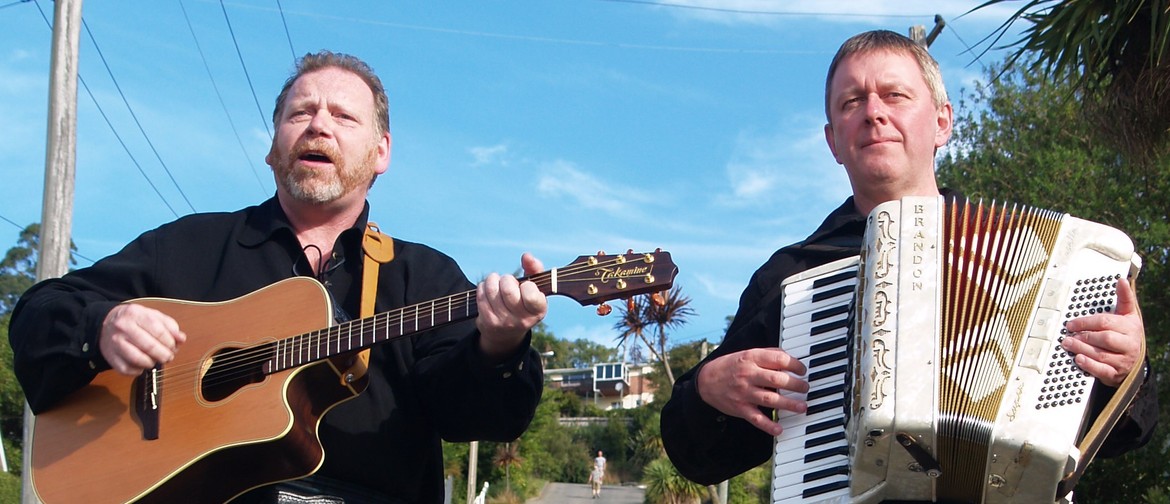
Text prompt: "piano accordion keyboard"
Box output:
[[771, 257, 860, 504]]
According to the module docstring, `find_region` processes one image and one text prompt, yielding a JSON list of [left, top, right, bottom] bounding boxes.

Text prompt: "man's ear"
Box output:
[[374, 132, 392, 175], [824, 123, 842, 164], [935, 102, 954, 148]]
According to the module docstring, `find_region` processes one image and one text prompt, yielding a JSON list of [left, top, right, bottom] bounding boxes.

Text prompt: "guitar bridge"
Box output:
[[134, 365, 161, 440]]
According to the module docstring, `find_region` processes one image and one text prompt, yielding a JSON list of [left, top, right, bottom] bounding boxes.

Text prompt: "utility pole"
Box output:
[[465, 441, 479, 504], [24, 0, 84, 503], [910, 15, 947, 48]]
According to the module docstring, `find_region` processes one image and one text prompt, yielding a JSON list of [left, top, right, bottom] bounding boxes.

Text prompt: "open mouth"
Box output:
[[299, 151, 333, 164]]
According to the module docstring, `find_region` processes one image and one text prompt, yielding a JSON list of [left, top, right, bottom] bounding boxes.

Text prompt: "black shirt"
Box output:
[[9, 196, 543, 503]]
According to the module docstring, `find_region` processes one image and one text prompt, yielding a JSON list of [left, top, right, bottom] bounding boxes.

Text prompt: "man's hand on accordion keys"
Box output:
[[1061, 277, 1145, 388], [696, 347, 810, 437]]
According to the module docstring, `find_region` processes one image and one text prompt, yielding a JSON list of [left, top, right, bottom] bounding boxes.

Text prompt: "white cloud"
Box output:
[[558, 321, 621, 348], [536, 159, 655, 216], [715, 116, 850, 208], [470, 143, 509, 167], [694, 271, 750, 302]]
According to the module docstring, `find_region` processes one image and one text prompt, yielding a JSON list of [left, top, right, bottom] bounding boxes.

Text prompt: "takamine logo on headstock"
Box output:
[[537, 249, 677, 309]]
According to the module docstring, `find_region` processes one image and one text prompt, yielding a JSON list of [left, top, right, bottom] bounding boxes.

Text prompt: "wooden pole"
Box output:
[[24, 0, 84, 502], [466, 441, 479, 504]]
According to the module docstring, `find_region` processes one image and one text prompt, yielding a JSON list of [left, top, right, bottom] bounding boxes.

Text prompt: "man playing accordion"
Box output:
[[660, 29, 1157, 503]]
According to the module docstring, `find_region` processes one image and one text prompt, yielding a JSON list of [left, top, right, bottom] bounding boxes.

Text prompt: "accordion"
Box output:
[[770, 196, 1146, 504]]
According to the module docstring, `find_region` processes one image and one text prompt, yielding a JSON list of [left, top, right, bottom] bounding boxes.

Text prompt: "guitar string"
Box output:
[[153, 256, 661, 393], [186, 254, 662, 388], [175, 255, 643, 391]]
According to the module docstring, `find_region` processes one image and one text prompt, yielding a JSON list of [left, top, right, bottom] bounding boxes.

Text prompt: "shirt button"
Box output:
[[82, 342, 89, 352], [88, 361, 96, 370], [518, 361, 524, 370], [502, 371, 513, 378]]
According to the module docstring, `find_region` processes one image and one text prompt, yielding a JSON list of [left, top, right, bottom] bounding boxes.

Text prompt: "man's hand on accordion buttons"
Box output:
[[1061, 278, 1144, 388], [696, 348, 809, 437]]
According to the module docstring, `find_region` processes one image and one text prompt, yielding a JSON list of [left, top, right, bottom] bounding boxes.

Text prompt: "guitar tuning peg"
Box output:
[[651, 291, 666, 307], [627, 297, 636, 312], [626, 248, 634, 255], [597, 250, 606, 256], [596, 303, 613, 316]]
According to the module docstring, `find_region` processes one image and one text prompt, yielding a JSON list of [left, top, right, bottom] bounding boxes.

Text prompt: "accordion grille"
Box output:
[[937, 199, 1064, 500]]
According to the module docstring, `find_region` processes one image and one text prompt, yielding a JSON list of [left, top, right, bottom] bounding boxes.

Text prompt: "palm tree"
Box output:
[[613, 286, 695, 386], [643, 457, 704, 504], [492, 441, 523, 496], [972, 0, 1170, 168]]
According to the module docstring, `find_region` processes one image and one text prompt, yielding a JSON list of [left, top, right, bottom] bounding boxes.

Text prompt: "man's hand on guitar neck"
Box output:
[[100, 303, 188, 376], [475, 253, 548, 365]]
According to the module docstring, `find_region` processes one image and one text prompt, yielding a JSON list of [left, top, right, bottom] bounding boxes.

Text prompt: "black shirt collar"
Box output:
[[238, 195, 371, 250]]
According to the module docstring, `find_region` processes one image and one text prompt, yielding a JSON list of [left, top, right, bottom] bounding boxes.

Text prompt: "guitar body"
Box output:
[[30, 277, 365, 504]]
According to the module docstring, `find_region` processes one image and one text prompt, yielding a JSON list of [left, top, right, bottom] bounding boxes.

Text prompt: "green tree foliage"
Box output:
[[937, 58, 1169, 502], [0, 314, 23, 468], [643, 456, 705, 504], [726, 465, 769, 504], [973, 0, 1170, 170], [0, 224, 44, 315], [647, 338, 711, 405], [531, 322, 617, 370]]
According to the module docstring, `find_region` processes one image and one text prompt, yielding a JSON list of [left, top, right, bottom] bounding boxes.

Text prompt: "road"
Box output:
[[527, 482, 645, 503]]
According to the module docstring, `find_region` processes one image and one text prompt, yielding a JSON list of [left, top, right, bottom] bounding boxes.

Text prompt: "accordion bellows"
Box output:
[[771, 196, 1145, 504]]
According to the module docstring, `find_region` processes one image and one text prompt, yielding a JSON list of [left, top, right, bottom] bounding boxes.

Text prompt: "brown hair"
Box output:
[[824, 30, 947, 120], [272, 50, 390, 136]]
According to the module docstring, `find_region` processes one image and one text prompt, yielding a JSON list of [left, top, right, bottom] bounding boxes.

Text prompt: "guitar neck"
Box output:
[[259, 250, 674, 375], [264, 288, 482, 374], [263, 267, 556, 374]]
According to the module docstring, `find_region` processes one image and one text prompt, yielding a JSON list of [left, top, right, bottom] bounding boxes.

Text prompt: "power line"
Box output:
[[178, 0, 270, 197], [274, 0, 298, 62], [0, 0, 31, 10], [80, 18, 198, 214], [0, 213, 25, 233], [945, 22, 988, 70], [0, 213, 96, 266], [219, 0, 273, 141], [33, 0, 180, 218], [227, 5, 826, 55], [595, 0, 932, 18]]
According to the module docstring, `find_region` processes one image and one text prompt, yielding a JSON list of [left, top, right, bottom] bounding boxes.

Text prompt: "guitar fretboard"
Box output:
[[263, 290, 480, 374]]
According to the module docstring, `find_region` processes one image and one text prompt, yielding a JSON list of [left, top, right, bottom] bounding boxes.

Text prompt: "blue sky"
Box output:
[[1, 0, 1021, 355]]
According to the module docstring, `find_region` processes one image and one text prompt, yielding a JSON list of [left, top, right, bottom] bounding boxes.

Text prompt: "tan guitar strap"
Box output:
[[339, 221, 395, 385]]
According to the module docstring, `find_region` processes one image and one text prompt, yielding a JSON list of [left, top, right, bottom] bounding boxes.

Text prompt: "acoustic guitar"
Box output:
[[29, 250, 677, 503]]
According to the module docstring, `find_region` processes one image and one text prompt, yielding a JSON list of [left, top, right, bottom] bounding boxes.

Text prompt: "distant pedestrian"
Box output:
[[594, 450, 607, 474], [588, 466, 603, 498]]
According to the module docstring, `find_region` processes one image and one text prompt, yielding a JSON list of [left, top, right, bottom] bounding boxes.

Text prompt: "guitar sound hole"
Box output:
[[201, 347, 267, 402]]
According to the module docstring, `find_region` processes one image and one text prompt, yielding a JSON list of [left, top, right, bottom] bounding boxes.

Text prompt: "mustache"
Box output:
[[288, 139, 342, 166]]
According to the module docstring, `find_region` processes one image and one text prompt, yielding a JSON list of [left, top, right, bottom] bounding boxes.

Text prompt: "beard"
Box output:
[[273, 139, 377, 204]]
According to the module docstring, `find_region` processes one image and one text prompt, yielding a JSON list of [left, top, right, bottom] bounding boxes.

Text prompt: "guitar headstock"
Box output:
[[530, 249, 677, 307]]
